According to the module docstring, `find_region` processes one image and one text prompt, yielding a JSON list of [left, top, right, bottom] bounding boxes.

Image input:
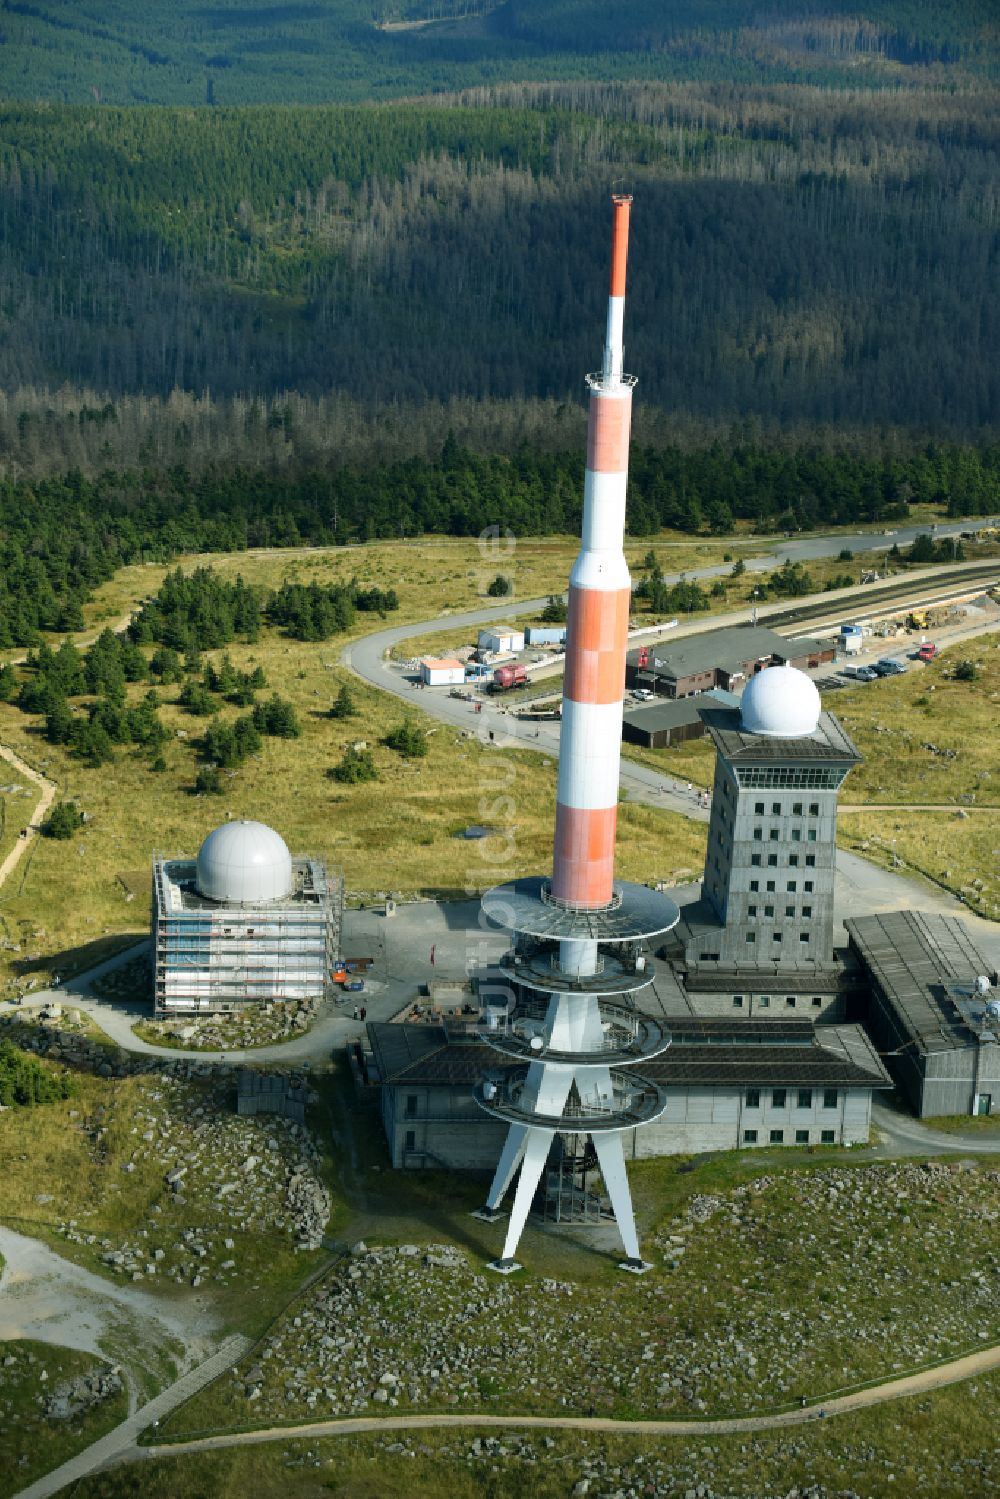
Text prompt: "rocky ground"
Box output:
[[0, 1343, 128, 1498], [51, 1071, 332, 1282], [134, 996, 323, 1051], [189, 1161, 1000, 1429]]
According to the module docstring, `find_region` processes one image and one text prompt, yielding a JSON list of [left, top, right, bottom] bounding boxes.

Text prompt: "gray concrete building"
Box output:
[[366, 1017, 889, 1169], [621, 689, 738, 749], [669, 665, 860, 1018], [847, 911, 1000, 1118]]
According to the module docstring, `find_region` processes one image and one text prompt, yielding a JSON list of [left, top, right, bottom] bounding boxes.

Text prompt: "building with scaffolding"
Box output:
[[152, 820, 341, 1016]]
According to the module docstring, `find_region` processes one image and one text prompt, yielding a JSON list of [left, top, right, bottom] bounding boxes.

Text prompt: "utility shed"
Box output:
[[479, 626, 525, 654], [365, 1017, 889, 1169], [847, 911, 1000, 1118], [622, 689, 738, 748], [419, 657, 466, 687], [625, 626, 833, 700]]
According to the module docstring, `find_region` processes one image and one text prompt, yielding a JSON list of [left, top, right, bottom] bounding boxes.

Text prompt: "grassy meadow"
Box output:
[[0, 1340, 129, 1499], [0, 539, 706, 989], [67, 1369, 1000, 1499]]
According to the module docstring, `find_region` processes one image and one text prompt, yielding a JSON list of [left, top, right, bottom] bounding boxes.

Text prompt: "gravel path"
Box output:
[[52, 1341, 1000, 1485], [0, 744, 56, 892]]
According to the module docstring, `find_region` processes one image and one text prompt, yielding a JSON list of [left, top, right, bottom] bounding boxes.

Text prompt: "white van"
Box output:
[[842, 664, 878, 682]]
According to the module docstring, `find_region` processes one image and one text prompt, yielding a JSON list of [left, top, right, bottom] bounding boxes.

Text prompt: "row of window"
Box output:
[[746, 930, 810, 944], [754, 800, 821, 816], [750, 853, 817, 868], [745, 1128, 837, 1145], [732, 995, 824, 1009], [750, 879, 814, 893], [735, 768, 844, 789], [746, 904, 813, 919], [746, 1087, 839, 1108], [753, 826, 818, 842]]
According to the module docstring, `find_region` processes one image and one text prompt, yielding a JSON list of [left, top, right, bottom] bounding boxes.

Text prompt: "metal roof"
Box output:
[[622, 689, 739, 735], [702, 707, 861, 764], [846, 911, 995, 1056], [627, 626, 828, 682], [367, 1021, 890, 1090]]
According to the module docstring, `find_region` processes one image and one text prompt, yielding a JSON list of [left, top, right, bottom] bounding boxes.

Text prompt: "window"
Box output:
[[812, 997, 823, 1009], [743, 1128, 758, 1143], [751, 854, 762, 867], [745, 931, 756, 944], [753, 827, 763, 841], [789, 854, 799, 867], [785, 995, 796, 1008], [759, 995, 770, 1008], [802, 904, 812, 917], [772, 801, 782, 815], [806, 855, 816, 867], [700, 951, 720, 962], [785, 905, 795, 917], [792, 801, 803, 815], [772, 931, 783, 943], [768, 854, 778, 866], [766, 880, 775, 892], [404, 1130, 416, 1153], [747, 904, 757, 917], [745, 1088, 760, 1108], [798, 1089, 812, 1108], [405, 1094, 418, 1118], [809, 802, 820, 815], [791, 828, 802, 842], [754, 801, 765, 814], [795, 1129, 810, 1144], [733, 994, 744, 1008], [770, 1128, 784, 1144], [769, 828, 780, 841], [821, 1129, 836, 1144], [799, 933, 810, 944], [808, 829, 818, 842], [787, 880, 797, 892], [750, 880, 759, 892], [772, 1089, 786, 1107], [823, 1089, 839, 1109], [804, 880, 814, 892], [764, 904, 774, 918]]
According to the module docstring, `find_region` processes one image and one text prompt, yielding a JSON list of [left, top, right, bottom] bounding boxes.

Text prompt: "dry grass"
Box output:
[[0, 634, 703, 988]]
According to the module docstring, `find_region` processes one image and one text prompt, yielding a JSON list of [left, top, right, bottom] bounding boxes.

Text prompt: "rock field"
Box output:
[[45, 1069, 332, 1281], [213, 1161, 1000, 1425], [135, 994, 323, 1050]]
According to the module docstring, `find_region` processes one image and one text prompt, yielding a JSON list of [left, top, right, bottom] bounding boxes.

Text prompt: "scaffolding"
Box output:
[[151, 856, 343, 1016]]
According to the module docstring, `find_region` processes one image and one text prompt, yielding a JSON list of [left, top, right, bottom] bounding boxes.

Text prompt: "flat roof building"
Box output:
[[847, 911, 1000, 1118], [625, 626, 833, 700], [152, 821, 342, 1016], [419, 657, 466, 687], [621, 689, 739, 749], [365, 1016, 889, 1169]]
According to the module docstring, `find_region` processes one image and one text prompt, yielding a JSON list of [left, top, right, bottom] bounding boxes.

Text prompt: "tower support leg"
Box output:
[[482, 1124, 528, 1215], [592, 1130, 649, 1271], [492, 1127, 554, 1269]]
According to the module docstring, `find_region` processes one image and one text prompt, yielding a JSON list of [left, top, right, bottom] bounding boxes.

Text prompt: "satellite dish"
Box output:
[[975, 975, 991, 997]]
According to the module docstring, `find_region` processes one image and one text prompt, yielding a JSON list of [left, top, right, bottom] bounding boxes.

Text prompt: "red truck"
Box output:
[[916, 642, 937, 662], [491, 664, 528, 692]]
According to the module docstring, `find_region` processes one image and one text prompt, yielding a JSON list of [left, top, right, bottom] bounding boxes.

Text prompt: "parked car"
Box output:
[[842, 664, 878, 682], [632, 688, 655, 701], [916, 642, 938, 662], [344, 979, 366, 993], [873, 658, 906, 676]]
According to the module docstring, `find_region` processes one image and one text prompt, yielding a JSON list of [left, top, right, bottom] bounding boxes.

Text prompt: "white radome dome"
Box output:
[[195, 820, 293, 904], [740, 664, 821, 739]]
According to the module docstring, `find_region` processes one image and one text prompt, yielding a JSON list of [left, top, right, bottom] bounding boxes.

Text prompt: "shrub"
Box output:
[[486, 574, 512, 597], [0, 1041, 74, 1106], [41, 801, 84, 839], [330, 684, 356, 719], [330, 746, 378, 784], [195, 766, 224, 795], [384, 721, 428, 759]]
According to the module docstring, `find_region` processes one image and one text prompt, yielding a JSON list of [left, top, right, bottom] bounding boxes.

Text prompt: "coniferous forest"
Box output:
[[0, 7, 997, 618]]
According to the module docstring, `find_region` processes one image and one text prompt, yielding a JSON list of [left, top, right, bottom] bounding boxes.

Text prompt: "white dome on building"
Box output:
[[195, 820, 293, 905], [740, 664, 821, 739]]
